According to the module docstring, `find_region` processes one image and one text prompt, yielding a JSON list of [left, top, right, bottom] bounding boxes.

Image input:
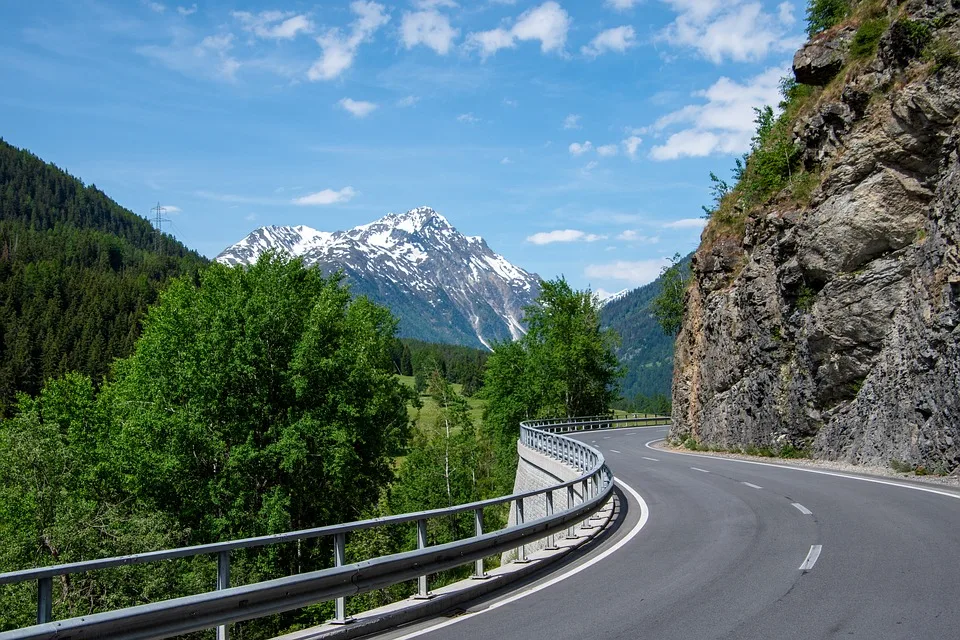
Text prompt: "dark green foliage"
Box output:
[[702, 172, 731, 217], [652, 253, 690, 337], [600, 256, 690, 404], [850, 18, 887, 58], [806, 0, 850, 36], [890, 19, 932, 65], [742, 106, 803, 203], [399, 339, 488, 396], [628, 392, 672, 415], [0, 138, 207, 414]]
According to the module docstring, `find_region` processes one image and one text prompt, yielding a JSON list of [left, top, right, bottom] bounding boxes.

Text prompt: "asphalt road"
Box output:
[[372, 426, 960, 640]]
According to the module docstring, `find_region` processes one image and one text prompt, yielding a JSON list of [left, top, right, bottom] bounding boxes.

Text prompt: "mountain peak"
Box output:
[[217, 208, 541, 349]]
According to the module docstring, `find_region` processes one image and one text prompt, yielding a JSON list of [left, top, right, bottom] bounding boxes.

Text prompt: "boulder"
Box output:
[[793, 27, 855, 86]]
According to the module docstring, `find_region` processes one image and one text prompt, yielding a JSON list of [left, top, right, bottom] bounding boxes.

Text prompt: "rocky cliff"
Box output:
[[671, 0, 960, 472]]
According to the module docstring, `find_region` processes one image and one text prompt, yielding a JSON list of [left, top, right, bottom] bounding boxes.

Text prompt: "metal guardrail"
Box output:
[[0, 417, 629, 640]]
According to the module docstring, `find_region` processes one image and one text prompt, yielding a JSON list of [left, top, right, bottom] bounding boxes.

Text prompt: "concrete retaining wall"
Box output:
[[503, 441, 585, 561]]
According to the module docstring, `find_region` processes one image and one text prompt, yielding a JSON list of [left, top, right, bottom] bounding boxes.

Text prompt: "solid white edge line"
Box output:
[[742, 482, 763, 490], [644, 438, 960, 502], [799, 544, 822, 571], [389, 478, 650, 640], [792, 502, 813, 515]]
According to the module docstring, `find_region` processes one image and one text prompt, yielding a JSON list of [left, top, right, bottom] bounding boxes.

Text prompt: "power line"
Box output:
[[151, 202, 170, 254]]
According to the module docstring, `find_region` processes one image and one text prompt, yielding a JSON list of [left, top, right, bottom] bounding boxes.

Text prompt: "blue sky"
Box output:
[[1, 0, 806, 297]]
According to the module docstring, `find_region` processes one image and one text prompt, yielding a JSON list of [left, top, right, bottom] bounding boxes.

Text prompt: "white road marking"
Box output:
[[799, 545, 822, 571], [642, 456, 659, 462], [390, 479, 650, 640], [690, 467, 710, 473], [609, 449, 622, 454], [792, 502, 813, 515], [644, 438, 960, 502], [742, 482, 763, 489]]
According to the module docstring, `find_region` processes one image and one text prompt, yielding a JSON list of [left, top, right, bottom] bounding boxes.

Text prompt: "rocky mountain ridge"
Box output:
[[670, 0, 960, 472], [217, 207, 541, 349]]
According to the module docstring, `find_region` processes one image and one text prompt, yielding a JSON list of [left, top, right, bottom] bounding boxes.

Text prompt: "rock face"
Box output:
[[671, 0, 960, 472], [793, 26, 855, 86]]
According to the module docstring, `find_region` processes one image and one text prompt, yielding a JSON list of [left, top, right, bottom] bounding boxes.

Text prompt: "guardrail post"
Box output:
[[471, 508, 489, 579], [37, 577, 52, 624], [544, 490, 558, 550], [514, 497, 529, 563], [414, 519, 433, 599], [331, 532, 354, 624], [566, 485, 579, 539], [581, 478, 594, 530], [216, 551, 230, 640]]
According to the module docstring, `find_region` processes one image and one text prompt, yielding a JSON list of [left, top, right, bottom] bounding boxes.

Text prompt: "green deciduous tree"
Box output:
[[652, 253, 690, 336]]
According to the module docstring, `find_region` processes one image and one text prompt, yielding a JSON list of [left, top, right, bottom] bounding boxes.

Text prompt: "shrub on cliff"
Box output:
[[806, 0, 850, 36]]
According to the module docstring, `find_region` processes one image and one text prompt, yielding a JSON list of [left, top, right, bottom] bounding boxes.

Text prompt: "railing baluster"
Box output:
[[37, 577, 52, 625], [472, 508, 489, 579], [515, 497, 529, 563], [414, 519, 433, 599], [544, 490, 558, 550], [331, 533, 353, 624], [581, 478, 594, 530], [566, 484, 578, 539], [216, 551, 230, 640]]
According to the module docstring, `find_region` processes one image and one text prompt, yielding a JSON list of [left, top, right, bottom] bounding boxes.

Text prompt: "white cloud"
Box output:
[[457, 112, 480, 124], [568, 141, 593, 155], [585, 257, 672, 286], [416, 0, 458, 7], [502, 97, 518, 107], [778, 1, 795, 25], [660, 0, 803, 63], [163, 205, 182, 214], [563, 114, 581, 130], [401, 10, 459, 54], [177, 4, 197, 16], [664, 217, 708, 229], [145, 1, 166, 13], [195, 33, 240, 80], [308, 1, 390, 81], [622, 135, 642, 158], [245, 213, 257, 221], [527, 229, 606, 244], [234, 11, 313, 39], [397, 95, 420, 107], [339, 97, 378, 117], [500, 156, 513, 164], [617, 230, 660, 242], [293, 187, 357, 205], [605, 0, 641, 9], [467, 1, 570, 58], [582, 25, 636, 57], [596, 144, 618, 157], [582, 160, 599, 173], [649, 65, 783, 160]]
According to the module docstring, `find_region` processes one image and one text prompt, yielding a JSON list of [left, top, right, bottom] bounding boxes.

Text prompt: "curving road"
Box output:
[[373, 426, 960, 640]]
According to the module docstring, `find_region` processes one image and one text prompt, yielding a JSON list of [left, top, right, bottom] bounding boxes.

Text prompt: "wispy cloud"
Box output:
[[397, 95, 420, 107], [582, 25, 636, 57], [457, 112, 480, 124], [500, 156, 513, 164], [401, 10, 459, 54], [177, 4, 197, 16], [308, 1, 390, 81], [585, 257, 671, 286], [605, 0, 640, 9], [596, 144, 618, 157], [137, 32, 241, 81], [527, 229, 606, 244], [293, 187, 357, 206], [617, 229, 659, 242], [569, 141, 592, 155], [622, 135, 642, 159], [563, 114, 581, 130], [467, 1, 571, 58], [664, 217, 708, 229], [233, 11, 313, 40], [339, 97, 378, 117], [144, 1, 166, 14]]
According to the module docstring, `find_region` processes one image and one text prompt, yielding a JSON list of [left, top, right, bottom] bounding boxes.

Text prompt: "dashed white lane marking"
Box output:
[[390, 478, 650, 640], [690, 467, 710, 473], [792, 502, 813, 515], [610, 449, 622, 454], [742, 482, 763, 489], [642, 456, 659, 462], [799, 545, 822, 571]]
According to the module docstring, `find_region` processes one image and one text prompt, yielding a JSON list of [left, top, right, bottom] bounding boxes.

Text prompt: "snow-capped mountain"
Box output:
[[217, 207, 541, 349]]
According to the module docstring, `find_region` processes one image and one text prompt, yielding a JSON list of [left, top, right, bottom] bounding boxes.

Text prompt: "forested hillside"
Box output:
[[0, 139, 207, 413], [600, 253, 691, 410]]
